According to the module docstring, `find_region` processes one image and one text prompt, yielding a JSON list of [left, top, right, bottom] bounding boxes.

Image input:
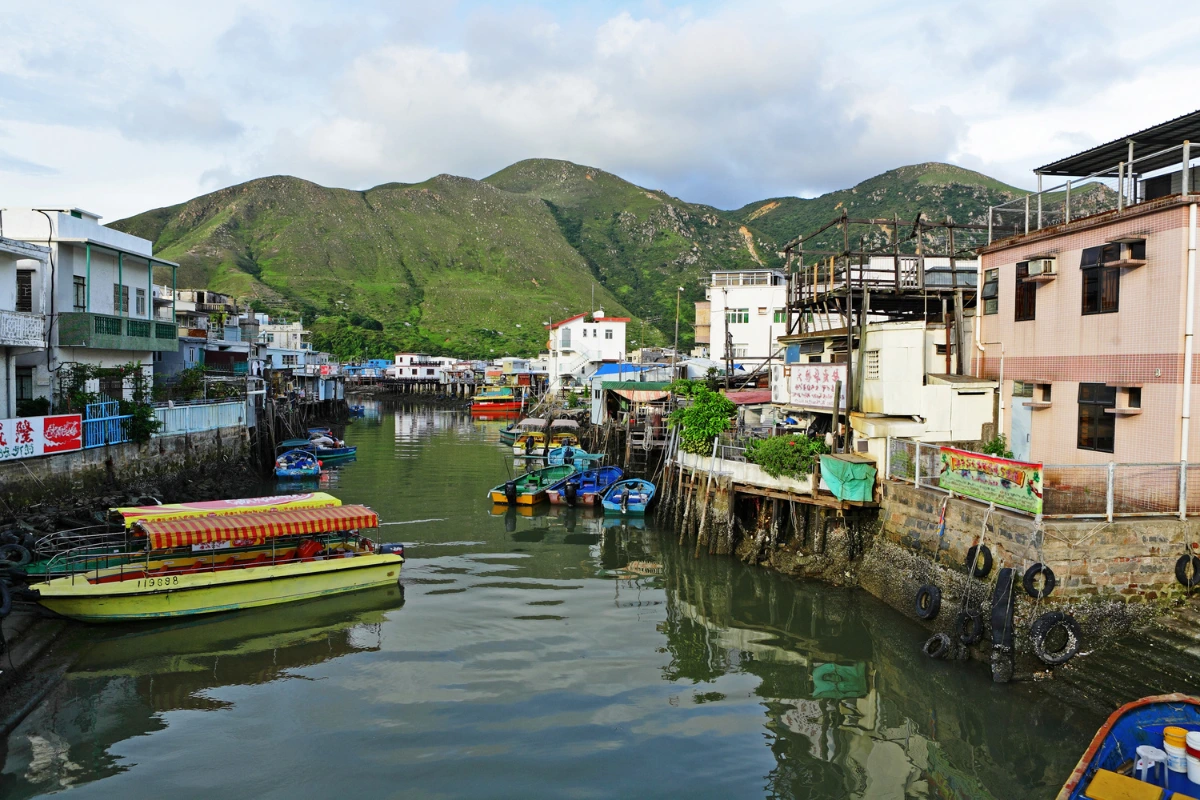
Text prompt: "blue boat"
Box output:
[[546, 466, 624, 506], [306, 430, 358, 461], [1058, 693, 1200, 799], [274, 446, 321, 478], [546, 446, 603, 467], [601, 479, 656, 515]]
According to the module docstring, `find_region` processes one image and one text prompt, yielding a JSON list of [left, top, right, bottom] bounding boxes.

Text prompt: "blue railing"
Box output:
[[83, 402, 132, 448]]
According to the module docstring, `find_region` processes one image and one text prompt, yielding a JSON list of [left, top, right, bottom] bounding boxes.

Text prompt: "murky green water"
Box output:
[[0, 402, 1159, 798]]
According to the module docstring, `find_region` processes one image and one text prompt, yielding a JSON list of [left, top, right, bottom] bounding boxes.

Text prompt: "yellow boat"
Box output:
[[32, 505, 403, 622]]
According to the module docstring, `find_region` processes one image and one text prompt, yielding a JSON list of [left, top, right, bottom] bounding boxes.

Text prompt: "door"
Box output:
[[1009, 382, 1033, 461]]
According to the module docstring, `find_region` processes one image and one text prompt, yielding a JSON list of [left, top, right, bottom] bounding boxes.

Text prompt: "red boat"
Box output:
[[471, 387, 523, 416]]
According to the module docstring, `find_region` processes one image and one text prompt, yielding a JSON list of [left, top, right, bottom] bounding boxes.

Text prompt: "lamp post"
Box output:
[[672, 287, 684, 381]]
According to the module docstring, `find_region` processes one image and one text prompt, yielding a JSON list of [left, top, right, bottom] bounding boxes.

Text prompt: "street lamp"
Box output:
[[672, 286, 684, 381]]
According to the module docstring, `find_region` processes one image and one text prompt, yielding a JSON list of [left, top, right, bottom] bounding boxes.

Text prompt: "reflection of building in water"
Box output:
[[2, 588, 402, 800], [393, 408, 475, 448]]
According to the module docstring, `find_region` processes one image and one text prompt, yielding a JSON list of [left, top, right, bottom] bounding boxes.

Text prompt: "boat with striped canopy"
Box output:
[[30, 505, 403, 622], [487, 465, 576, 505]]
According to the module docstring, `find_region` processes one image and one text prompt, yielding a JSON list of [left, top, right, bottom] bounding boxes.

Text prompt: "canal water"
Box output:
[[0, 402, 1190, 798]]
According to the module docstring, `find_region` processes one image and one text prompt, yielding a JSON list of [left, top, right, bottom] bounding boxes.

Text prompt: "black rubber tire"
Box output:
[[914, 584, 942, 620], [0, 543, 31, 567], [965, 544, 993, 579], [922, 632, 951, 659], [1030, 611, 1082, 665], [1023, 563, 1058, 598], [1176, 554, 1200, 589], [955, 609, 984, 645], [0, 580, 10, 618]]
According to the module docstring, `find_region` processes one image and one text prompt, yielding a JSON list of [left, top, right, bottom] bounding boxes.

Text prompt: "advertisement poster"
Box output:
[[787, 364, 848, 410], [938, 447, 1043, 514], [0, 414, 83, 461]]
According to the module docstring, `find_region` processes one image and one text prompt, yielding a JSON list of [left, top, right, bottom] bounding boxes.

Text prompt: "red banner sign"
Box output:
[[0, 414, 82, 461]]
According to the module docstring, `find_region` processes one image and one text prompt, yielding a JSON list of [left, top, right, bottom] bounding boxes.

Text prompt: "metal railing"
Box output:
[[154, 400, 247, 435], [887, 436, 1200, 520]]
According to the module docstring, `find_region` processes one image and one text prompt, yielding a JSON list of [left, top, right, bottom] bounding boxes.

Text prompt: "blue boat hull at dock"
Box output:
[[601, 479, 656, 515], [546, 466, 624, 506]]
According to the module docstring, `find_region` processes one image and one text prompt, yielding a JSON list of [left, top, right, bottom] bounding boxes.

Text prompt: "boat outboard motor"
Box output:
[[378, 542, 406, 558], [564, 480, 578, 507], [524, 435, 534, 455], [504, 480, 518, 504]]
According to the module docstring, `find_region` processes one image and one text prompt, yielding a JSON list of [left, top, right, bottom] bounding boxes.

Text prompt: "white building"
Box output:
[[0, 236, 51, 416], [391, 353, 453, 381], [707, 270, 788, 366], [545, 309, 628, 390], [258, 318, 311, 352], [0, 207, 179, 405]]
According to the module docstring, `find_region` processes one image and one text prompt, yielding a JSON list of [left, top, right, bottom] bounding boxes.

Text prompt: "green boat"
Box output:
[[487, 465, 576, 505]]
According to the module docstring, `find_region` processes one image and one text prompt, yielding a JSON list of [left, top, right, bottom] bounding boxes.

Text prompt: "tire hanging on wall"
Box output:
[[1030, 611, 1082, 665], [914, 584, 942, 620], [954, 609, 984, 645], [965, 544, 993, 579], [1175, 554, 1200, 589], [1022, 562, 1057, 598], [922, 632, 951, 659]]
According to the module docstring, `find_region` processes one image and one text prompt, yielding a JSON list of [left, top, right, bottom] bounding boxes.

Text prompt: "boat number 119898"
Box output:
[[137, 576, 180, 588]]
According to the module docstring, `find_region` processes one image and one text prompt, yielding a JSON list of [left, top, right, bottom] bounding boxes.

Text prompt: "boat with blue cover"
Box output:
[[1057, 693, 1200, 799], [601, 479, 656, 514], [546, 466, 624, 506], [546, 446, 603, 467], [275, 445, 321, 478]]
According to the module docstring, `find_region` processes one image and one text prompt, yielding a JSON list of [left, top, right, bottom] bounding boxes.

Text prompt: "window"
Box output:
[[112, 283, 129, 314], [808, 355, 823, 363], [865, 350, 880, 380], [426, 368, 435, 376], [136, 287, 146, 316], [732, 345, 748, 358], [604, 328, 613, 340], [773, 309, 787, 324], [16, 270, 32, 313], [726, 308, 749, 324], [1081, 246, 1119, 315], [1012, 381, 1034, 398], [561, 327, 571, 348], [282, 355, 298, 366], [1015, 261, 1036, 321], [73, 276, 86, 312], [982, 269, 998, 315], [757, 307, 768, 316], [266, 333, 275, 343], [15, 367, 32, 401], [1078, 383, 1116, 452], [1125, 387, 1141, 409]]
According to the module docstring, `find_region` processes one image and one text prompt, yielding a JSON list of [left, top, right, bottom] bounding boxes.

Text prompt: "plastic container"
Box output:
[[1187, 731, 1200, 784], [1164, 726, 1189, 773]]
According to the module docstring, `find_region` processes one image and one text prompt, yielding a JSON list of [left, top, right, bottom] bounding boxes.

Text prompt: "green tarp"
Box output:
[[820, 455, 877, 502]]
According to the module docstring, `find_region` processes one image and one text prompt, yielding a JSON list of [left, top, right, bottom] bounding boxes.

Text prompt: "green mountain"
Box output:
[[111, 160, 1029, 359]]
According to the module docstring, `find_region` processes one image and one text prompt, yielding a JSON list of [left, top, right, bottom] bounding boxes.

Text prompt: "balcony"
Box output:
[[0, 310, 47, 347], [57, 312, 179, 352]]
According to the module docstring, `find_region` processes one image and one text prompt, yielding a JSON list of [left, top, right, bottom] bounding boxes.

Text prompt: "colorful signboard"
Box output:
[[938, 447, 1043, 514], [0, 414, 83, 462], [786, 364, 848, 410]]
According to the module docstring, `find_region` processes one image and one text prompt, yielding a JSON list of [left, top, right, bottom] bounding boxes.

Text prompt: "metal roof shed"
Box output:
[[1036, 109, 1200, 177]]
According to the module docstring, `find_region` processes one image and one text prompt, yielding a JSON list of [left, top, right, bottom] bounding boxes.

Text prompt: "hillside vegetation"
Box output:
[[112, 160, 1029, 359]]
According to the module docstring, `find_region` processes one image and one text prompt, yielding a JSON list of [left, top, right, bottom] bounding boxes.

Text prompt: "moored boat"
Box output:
[[548, 418, 580, 448], [546, 446, 604, 467], [601, 479, 657, 514], [1057, 693, 1200, 799], [306, 430, 358, 461], [502, 417, 546, 447], [487, 465, 576, 505], [472, 387, 523, 416], [546, 466, 624, 506], [30, 505, 404, 622], [111, 493, 343, 529], [276, 445, 321, 478]]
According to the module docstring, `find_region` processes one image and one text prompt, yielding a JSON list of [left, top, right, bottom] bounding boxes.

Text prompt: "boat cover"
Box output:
[[135, 504, 377, 549], [819, 455, 877, 502], [550, 419, 580, 429], [114, 493, 342, 529]]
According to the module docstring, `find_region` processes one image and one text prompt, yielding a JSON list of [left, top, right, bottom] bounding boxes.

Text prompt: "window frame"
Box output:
[[73, 276, 87, 312], [1014, 261, 1036, 321], [1081, 246, 1120, 316], [135, 287, 146, 316], [112, 283, 129, 315], [773, 309, 787, 324], [982, 269, 999, 315], [725, 308, 749, 325], [1077, 382, 1116, 453], [15, 269, 33, 313]]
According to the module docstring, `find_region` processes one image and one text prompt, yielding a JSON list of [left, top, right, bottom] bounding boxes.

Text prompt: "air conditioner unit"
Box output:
[[1027, 257, 1057, 276]]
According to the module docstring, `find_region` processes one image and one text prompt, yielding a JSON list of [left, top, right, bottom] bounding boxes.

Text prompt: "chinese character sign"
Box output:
[[0, 414, 82, 461], [787, 364, 848, 410], [938, 447, 1043, 514]]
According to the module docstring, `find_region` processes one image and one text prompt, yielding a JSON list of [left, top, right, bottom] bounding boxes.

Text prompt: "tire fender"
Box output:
[[922, 632, 951, 659], [1022, 562, 1057, 598], [966, 544, 993, 579], [955, 609, 984, 645], [1176, 554, 1200, 588], [914, 584, 942, 620], [1030, 611, 1081, 666]]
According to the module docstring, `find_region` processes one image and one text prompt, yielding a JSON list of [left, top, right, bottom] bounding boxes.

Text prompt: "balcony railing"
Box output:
[[58, 312, 179, 352], [0, 310, 47, 347]]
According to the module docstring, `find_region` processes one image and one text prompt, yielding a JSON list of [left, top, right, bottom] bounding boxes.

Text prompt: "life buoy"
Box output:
[[1176, 554, 1200, 588], [922, 632, 951, 659], [1023, 563, 1057, 598], [914, 584, 942, 619], [955, 609, 984, 645], [966, 544, 993, 579], [1030, 611, 1082, 665], [0, 543, 31, 568]]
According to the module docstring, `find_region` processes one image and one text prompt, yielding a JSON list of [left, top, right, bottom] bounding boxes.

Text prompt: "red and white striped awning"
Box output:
[[135, 505, 378, 550]]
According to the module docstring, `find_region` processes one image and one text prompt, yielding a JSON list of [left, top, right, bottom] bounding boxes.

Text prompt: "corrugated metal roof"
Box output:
[[1037, 109, 1200, 177]]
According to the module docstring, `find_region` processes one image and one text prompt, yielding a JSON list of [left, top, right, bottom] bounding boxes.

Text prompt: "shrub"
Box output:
[[15, 397, 50, 417], [745, 435, 829, 479], [981, 435, 1014, 459], [668, 381, 735, 455]]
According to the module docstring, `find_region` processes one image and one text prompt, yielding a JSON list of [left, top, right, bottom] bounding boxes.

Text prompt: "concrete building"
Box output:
[[0, 208, 178, 404], [0, 236, 51, 416], [544, 309, 629, 390], [692, 300, 711, 357], [976, 110, 1200, 464], [706, 270, 787, 365]]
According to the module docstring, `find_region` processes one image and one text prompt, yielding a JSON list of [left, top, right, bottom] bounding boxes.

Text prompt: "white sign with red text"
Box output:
[[786, 365, 848, 411], [0, 414, 83, 461]]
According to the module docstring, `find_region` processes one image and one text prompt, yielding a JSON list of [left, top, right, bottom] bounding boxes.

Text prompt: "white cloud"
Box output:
[[0, 0, 1198, 219]]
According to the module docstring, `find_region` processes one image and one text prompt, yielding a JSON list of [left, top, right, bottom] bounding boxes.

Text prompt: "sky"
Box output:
[[1, 0, 1198, 222]]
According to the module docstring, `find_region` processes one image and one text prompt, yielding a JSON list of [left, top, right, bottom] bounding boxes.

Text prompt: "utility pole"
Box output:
[[672, 286, 683, 382]]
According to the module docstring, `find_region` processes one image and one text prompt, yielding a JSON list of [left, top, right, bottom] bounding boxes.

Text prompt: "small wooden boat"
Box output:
[[487, 465, 576, 505], [502, 417, 546, 447], [546, 446, 603, 467], [1057, 693, 1200, 799], [472, 387, 523, 416], [546, 466, 624, 506], [30, 505, 404, 622], [549, 418, 580, 448], [601, 479, 657, 514], [275, 446, 321, 478]]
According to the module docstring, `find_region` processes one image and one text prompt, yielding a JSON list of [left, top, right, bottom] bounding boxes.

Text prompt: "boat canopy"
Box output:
[[113, 493, 342, 529], [550, 419, 579, 429], [518, 418, 546, 428], [134, 505, 377, 550]]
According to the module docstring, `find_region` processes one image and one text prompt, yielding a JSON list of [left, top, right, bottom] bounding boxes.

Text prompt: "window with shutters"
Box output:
[[112, 284, 129, 314]]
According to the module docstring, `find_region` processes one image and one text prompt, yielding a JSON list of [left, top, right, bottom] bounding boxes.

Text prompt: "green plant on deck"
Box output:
[[745, 434, 829, 479], [154, 365, 242, 403], [667, 379, 735, 455], [981, 434, 1014, 459]]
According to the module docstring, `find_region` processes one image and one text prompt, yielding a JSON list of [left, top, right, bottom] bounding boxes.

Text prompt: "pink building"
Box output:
[[977, 111, 1199, 465]]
